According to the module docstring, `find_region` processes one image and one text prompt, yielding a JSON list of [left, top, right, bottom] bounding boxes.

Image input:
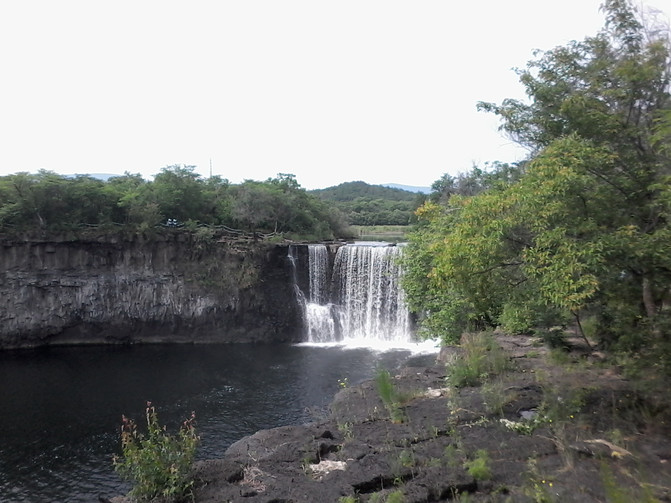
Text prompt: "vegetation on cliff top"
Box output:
[[0, 170, 350, 242], [402, 0, 671, 368]]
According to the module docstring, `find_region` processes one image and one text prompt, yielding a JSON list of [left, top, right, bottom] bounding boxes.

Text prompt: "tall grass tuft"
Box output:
[[447, 332, 512, 387]]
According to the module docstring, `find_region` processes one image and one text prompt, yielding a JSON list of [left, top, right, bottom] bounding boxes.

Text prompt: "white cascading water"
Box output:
[[292, 243, 414, 346], [304, 244, 337, 342], [332, 243, 411, 343]]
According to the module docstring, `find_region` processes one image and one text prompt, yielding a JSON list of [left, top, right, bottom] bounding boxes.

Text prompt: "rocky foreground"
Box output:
[[117, 334, 671, 502]]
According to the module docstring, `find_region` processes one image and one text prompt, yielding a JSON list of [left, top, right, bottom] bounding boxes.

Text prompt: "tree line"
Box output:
[[402, 0, 671, 365], [311, 181, 425, 225], [0, 168, 350, 241]]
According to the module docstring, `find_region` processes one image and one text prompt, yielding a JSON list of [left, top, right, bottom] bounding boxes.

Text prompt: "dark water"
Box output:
[[0, 343, 433, 502]]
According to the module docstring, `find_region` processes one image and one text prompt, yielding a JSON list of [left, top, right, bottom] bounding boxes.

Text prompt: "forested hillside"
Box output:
[[403, 0, 671, 371], [311, 181, 425, 225], [0, 169, 350, 241]]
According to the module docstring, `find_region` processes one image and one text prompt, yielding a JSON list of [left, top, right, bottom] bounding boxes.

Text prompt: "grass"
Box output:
[[375, 368, 407, 423], [523, 458, 555, 503], [600, 463, 662, 503], [482, 376, 517, 416], [350, 225, 411, 241], [447, 332, 512, 387]]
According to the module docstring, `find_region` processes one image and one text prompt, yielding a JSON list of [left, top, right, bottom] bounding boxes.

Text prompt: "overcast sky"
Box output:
[[1, 1, 668, 190]]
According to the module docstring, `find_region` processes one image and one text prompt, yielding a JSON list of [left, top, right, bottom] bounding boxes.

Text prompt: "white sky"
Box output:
[[0, 1, 668, 190]]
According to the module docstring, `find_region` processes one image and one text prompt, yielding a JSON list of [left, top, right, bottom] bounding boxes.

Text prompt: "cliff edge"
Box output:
[[0, 231, 301, 349]]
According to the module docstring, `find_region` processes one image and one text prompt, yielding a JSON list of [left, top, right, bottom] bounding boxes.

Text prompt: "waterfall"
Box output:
[[308, 244, 329, 304], [332, 244, 411, 343], [290, 243, 413, 346], [304, 244, 336, 342]]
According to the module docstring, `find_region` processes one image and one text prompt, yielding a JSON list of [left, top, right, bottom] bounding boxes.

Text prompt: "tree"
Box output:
[[230, 181, 276, 236], [429, 162, 521, 204], [0, 172, 46, 229], [104, 172, 148, 224], [152, 165, 208, 223], [405, 0, 671, 347]]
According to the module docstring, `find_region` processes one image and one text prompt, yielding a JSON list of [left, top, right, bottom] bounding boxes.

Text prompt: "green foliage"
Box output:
[[113, 404, 199, 502], [0, 169, 349, 240], [482, 377, 516, 416], [375, 368, 397, 407], [523, 459, 556, 503], [498, 303, 536, 335], [430, 161, 521, 204], [501, 382, 588, 435], [443, 444, 462, 468], [463, 449, 492, 481], [311, 181, 422, 226], [350, 225, 410, 241], [447, 333, 512, 387], [375, 369, 406, 423], [337, 421, 354, 440], [403, 1, 671, 352], [541, 327, 570, 351], [600, 462, 662, 503], [386, 490, 405, 503]]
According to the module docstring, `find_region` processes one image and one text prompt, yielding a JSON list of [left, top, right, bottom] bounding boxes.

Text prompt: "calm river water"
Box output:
[[0, 343, 434, 502]]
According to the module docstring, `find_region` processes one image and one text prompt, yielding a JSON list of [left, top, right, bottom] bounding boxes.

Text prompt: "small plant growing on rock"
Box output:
[[337, 421, 354, 440], [113, 402, 199, 502], [448, 332, 512, 387], [523, 458, 555, 503], [375, 368, 405, 423], [386, 490, 405, 503], [463, 449, 492, 481]]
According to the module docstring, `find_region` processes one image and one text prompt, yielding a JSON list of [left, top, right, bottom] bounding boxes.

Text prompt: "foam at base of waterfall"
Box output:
[[295, 337, 440, 355], [304, 302, 336, 343]]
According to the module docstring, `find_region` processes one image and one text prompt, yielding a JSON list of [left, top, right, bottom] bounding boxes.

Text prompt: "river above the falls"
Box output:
[[0, 342, 437, 502]]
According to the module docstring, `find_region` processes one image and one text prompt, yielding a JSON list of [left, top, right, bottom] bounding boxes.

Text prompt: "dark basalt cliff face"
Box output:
[[0, 232, 302, 349]]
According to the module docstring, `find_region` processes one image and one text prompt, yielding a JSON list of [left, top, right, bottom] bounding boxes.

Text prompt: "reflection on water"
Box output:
[[0, 343, 434, 502]]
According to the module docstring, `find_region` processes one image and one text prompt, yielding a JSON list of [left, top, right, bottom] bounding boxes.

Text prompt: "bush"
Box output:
[[464, 449, 492, 481], [447, 332, 511, 387], [375, 369, 405, 423], [113, 403, 199, 502]]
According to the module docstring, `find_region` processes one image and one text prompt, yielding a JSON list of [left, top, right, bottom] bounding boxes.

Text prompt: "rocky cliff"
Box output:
[[0, 231, 302, 349]]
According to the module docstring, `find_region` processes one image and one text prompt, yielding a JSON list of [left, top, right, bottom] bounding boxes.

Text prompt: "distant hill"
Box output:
[[310, 181, 425, 226], [311, 181, 419, 202], [382, 183, 432, 194]]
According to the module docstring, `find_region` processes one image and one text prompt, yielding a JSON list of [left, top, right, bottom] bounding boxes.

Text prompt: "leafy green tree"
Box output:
[[0, 167, 349, 239], [0, 172, 46, 229], [104, 172, 147, 223], [202, 175, 233, 225], [230, 181, 277, 236], [0, 171, 115, 229], [429, 162, 521, 204], [152, 165, 208, 223], [404, 0, 671, 347], [230, 174, 349, 239]]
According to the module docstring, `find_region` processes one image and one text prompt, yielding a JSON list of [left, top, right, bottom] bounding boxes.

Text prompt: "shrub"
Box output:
[[113, 403, 199, 502], [448, 332, 511, 387], [387, 490, 405, 503], [463, 449, 492, 481]]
